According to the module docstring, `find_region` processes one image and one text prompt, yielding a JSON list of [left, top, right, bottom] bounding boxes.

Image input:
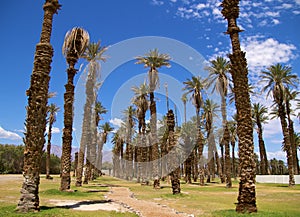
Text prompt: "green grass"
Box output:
[[0, 175, 299, 217], [0, 205, 137, 217]]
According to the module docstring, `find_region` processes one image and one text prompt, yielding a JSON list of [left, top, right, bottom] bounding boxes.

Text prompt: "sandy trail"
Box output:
[[106, 186, 192, 217]]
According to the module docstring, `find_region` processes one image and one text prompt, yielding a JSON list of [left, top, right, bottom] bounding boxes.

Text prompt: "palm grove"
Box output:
[[16, 0, 299, 214]]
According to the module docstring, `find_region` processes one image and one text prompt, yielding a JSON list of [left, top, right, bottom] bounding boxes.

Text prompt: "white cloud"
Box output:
[[161, 0, 300, 29], [267, 151, 287, 161], [293, 10, 300, 15], [263, 119, 282, 139], [52, 127, 60, 134], [0, 126, 22, 141], [110, 118, 124, 128], [272, 19, 280, 25], [241, 36, 297, 72], [46, 125, 60, 134], [151, 0, 164, 6]]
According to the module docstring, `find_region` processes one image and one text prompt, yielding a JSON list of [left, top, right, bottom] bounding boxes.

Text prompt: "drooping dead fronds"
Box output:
[[62, 27, 90, 60]]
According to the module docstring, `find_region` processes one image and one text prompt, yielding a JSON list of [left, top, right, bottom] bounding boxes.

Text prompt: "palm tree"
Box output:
[[123, 106, 136, 180], [205, 56, 232, 188], [132, 82, 149, 183], [228, 117, 237, 180], [252, 103, 269, 175], [46, 103, 59, 179], [98, 122, 114, 174], [181, 93, 188, 124], [183, 76, 205, 184], [221, 0, 257, 212], [284, 89, 299, 175], [203, 99, 219, 184], [294, 132, 300, 152], [76, 41, 107, 186], [17, 0, 61, 212], [136, 49, 171, 189], [167, 110, 181, 194], [260, 63, 298, 186], [112, 131, 124, 178], [94, 101, 107, 177], [60, 27, 89, 191]]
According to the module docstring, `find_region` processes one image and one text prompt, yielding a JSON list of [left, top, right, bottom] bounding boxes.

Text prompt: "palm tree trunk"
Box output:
[[221, 0, 257, 212], [17, 0, 60, 212], [278, 102, 295, 186], [220, 144, 225, 183], [221, 92, 232, 187], [60, 62, 76, 191], [214, 142, 223, 182], [74, 152, 78, 177], [287, 110, 299, 175], [150, 92, 160, 188], [46, 122, 53, 179], [231, 141, 237, 180], [167, 110, 181, 194], [224, 124, 232, 188], [257, 124, 269, 175]]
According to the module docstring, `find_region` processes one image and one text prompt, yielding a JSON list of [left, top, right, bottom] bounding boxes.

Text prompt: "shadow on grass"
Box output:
[[212, 209, 297, 217], [51, 199, 113, 209]]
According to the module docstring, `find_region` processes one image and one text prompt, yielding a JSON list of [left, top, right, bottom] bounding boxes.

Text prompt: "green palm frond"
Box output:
[[205, 56, 230, 96], [252, 103, 269, 125], [136, 48, 171, 91], [260, 63, 298, 101], [183, 76, 205, 109]]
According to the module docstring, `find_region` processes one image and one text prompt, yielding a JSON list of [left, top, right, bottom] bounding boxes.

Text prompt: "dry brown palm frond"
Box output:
[[62, 27, 90, 59]]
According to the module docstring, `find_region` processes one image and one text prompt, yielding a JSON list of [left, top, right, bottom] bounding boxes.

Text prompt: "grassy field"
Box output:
[[0, 174, 299, 217]]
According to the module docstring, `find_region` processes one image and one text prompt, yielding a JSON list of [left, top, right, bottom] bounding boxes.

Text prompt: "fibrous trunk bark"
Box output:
[[150, 92, 160, 188], [221, 0, 257, 212], [60, 63, 76, 191], [17, 0, 60, 212]]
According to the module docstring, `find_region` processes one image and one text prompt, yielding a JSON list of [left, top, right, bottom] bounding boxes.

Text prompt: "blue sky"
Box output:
[[0, 0, 299, 161]]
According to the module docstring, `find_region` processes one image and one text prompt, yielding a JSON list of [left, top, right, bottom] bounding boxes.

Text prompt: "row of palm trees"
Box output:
[[110, 53, 299, 185], [16, 0, 298, 214]]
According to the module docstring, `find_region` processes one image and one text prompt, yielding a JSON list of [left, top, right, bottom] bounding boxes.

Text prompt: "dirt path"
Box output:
[[106, 187, 192, 217]]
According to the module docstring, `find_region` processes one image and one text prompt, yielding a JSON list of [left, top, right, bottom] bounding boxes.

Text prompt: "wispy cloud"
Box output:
[[153, 0, 300, 29], [110, 118, 124, 128], [241, 36, 297, 73], [151, 0, 164, 6], [46, 125, 60, 134], [0, 126, 22, 141]]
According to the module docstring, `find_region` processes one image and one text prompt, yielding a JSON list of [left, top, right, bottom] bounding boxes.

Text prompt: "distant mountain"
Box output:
[[50, 144, 112, 163]]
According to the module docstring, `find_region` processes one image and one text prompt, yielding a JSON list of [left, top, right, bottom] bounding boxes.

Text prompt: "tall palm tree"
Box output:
[[228, 117, 237, 180], [294, 132, 300, 152], [203, 99, 219, 184], [112, 131, 124, 178], [76, 41, 107, 186], [132, 83, 149, 183], [260, 63, 298, 186], [181, 93, 188, 124], [46, 103, 59, 179], [167, 110, 181, 194], [17, 0, 61, 213], [183, 76, 205, 184], [94, 101, 107, 177], [205, 56, 232, 188], [123, 106, 136, 180], [221, 0, 257, 212], [60, 27, 89, 191], [136, 49, 171, 189], [252, 103, 269, 175], [98, 122, 114, 174], [284, 89, 299, 175]]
